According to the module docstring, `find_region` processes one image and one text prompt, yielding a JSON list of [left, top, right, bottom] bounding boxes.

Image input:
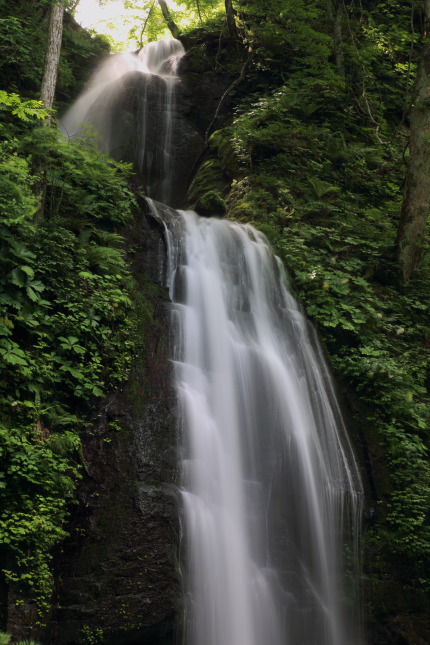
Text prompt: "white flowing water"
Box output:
[[59, 38, 184, 203], [162, 210, 363, 645]]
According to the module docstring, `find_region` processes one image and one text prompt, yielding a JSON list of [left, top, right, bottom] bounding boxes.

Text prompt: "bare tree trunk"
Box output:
[[36, 1, 64, 221], [158, 0, 181, 39], [326, 0, 345, 78], [397, 0, 430, 283], [40, 0, 64, 114]]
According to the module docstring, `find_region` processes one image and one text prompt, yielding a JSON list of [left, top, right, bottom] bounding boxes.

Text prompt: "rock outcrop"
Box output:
[[46, 208, 180, 645]]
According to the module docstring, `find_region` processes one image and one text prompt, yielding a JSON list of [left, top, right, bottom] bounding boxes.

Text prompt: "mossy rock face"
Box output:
[[187, 158, 229, 205], [195, 190, 226, 217], [180, 24, 239, 75], [211, 128, 241, 177]]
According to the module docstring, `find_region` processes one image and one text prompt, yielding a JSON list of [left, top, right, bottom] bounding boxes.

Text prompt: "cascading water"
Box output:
[[65, 37, 363, 645], [162, 210, 363, 645], [59, 38, 185, 203]]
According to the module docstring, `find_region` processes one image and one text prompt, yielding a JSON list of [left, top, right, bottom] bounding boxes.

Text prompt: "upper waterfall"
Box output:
[[59, 38, 185, 204]]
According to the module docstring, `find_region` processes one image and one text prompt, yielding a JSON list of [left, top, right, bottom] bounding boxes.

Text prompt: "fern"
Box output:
[[85, 243, 126, 274], [94, 229, 124, 247], [307, 177, 340, 199]]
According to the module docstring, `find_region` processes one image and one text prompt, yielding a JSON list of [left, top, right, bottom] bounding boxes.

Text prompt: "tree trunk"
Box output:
[[326, 0, 345, 78], [36, 1, 64, 221], [225, 0, 240, 42], [158, 0, 181, 39], [397, 0, 430, 283], [40, 1, 64, 113]]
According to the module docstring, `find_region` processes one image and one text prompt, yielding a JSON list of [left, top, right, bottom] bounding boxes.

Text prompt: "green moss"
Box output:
[[187, 158, 228, 205], [195, 190, 226, 217], [211, 128, 241, 177]]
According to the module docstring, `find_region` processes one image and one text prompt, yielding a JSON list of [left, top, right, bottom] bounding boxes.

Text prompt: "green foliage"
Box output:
[[0, 426, 79, 613], [123, 1, 172, 48], [58, 17, 111, 107], [81, 625, 104, 645], [187, 158, 228, 203], [0, 636, 41, 645], [0, 100, 140, 619], [0, 0, 110, 110], [204, 0, 430, 593], [0, 92, 49, 122], [195, 190, 226, 216], [244, 0, 334, 75], [20, 126, 134, 228], [83, 0, 225, 51]]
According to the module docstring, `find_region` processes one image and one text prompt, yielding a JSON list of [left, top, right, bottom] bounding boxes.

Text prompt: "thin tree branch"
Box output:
[[341, 0, 389, 144], [187, 48, 252, 190], [195, 0, 202, 23], [139, 0, 155, 48], [205, 46, 252, 145]]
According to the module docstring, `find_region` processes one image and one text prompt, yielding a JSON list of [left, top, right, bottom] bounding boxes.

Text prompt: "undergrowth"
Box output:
[[189, 0, 430, 593], [0, 93, 142, 620]]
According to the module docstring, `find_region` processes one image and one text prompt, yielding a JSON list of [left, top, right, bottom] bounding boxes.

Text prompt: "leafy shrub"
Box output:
[[0, 96, 140, 618]]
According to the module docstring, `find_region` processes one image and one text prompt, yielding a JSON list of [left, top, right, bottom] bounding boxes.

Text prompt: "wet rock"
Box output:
[[81, 54, 235, 210], [44, 212, 180, 645]]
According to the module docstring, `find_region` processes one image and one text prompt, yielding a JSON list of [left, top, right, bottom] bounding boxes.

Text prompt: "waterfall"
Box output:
[[64, 37, 363, 645], [59, 38, 185, 204], [161, 210, 363, 645]]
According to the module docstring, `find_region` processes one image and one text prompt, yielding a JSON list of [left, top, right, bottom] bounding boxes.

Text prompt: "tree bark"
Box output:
[[36, 1, 64, 221], [397, 0, 430, 283], [326, 0, 345, 78], [158, 0, 181, 39], [40, 1, 64, 113], [225, 0, 240, 42]]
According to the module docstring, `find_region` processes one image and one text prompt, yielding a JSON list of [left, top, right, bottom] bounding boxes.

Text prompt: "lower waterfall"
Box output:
[[161, 208, 363, 645]]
